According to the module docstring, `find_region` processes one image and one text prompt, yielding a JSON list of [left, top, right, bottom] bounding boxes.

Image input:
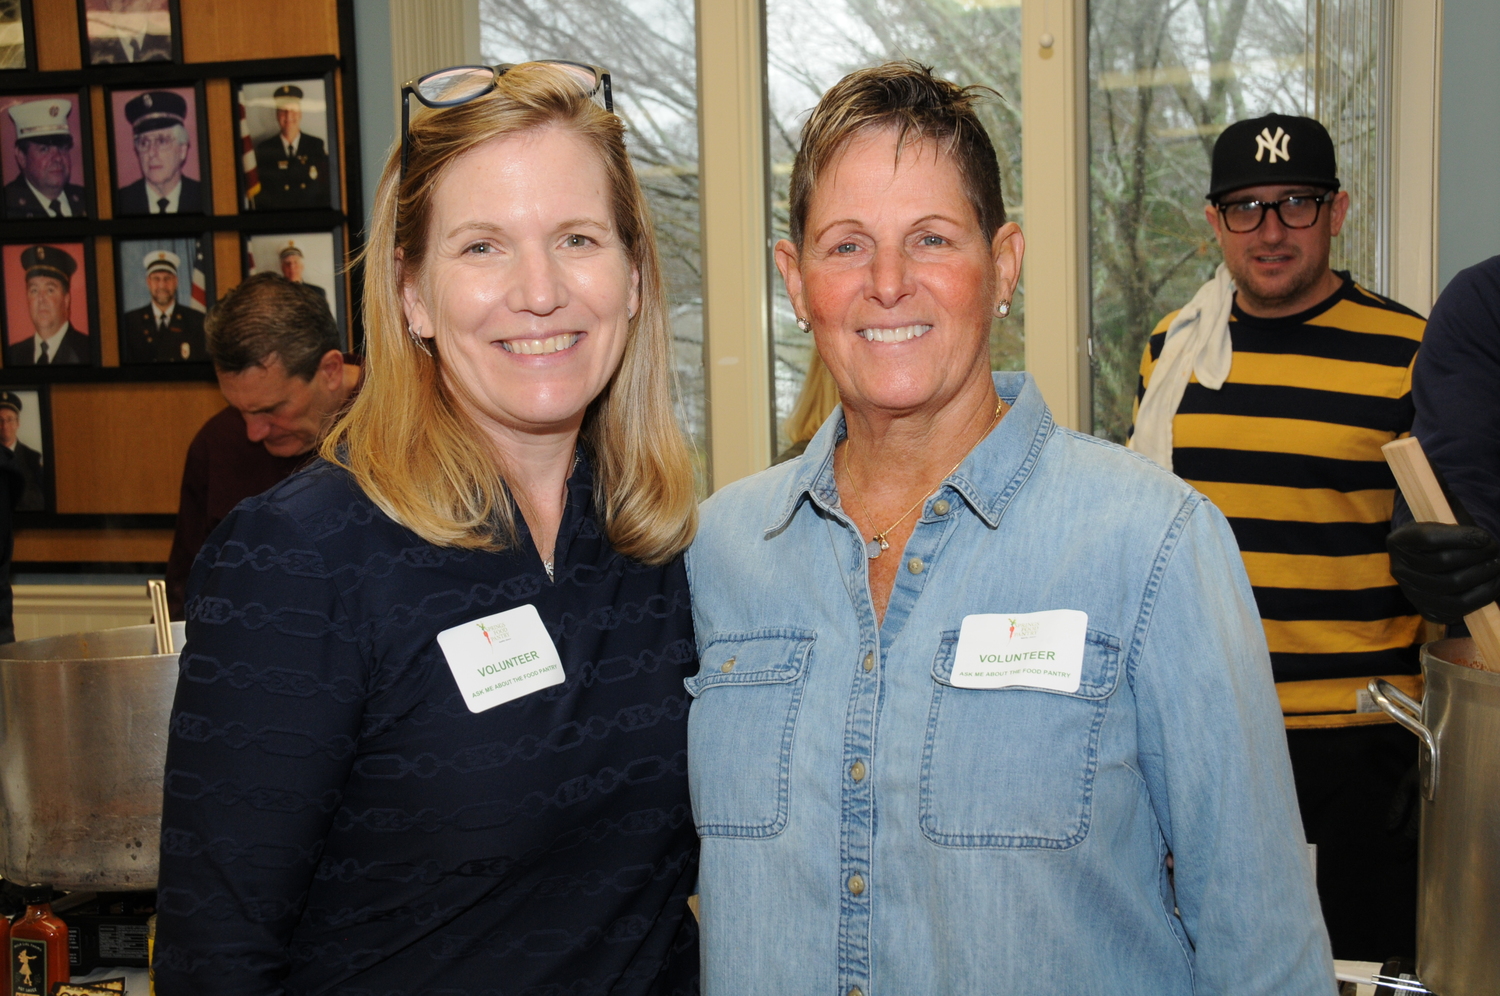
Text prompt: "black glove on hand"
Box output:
[[1387, 521, 1500, 624]]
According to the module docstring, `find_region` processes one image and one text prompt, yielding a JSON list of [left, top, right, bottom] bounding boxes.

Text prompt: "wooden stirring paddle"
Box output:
[[1383, 436, 1500, 673]]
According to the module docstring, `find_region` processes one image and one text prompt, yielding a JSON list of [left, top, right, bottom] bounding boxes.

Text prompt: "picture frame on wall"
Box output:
[[1, 89, 93, 220], [0, 239, 98, 368], [233, 73, 339, 213], [114, 233, 213, 365], [243, 229, 345, 340], [0, 384, 51, 513], [0, 0, 36, 73], [78, 0, 180, 66], [105, 81, 209, 217]]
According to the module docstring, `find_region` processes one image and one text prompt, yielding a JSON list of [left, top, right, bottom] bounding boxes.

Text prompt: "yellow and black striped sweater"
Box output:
[[1132, 275, 1425, 727]]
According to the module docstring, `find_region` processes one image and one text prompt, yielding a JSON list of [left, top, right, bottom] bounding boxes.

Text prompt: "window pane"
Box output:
[[1087, 0, 1389, 443], [480, 0, 706, 489], [766, 0, 1024, 457]]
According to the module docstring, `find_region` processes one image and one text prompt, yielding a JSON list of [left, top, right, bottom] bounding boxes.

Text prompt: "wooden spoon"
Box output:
[[1383, 436, 1500, 674]]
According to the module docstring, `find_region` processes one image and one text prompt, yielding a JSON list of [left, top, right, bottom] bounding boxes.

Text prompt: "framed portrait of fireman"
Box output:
[[0, 386, 51, 512], [105, 83, 209, 217], [0, 241, 97, 368], [77, 0, 180, 66], [233, 75, 339, 213], [1, 90, 92, 220], [115, 234, 212, 365], [243, 230, 345, 340]]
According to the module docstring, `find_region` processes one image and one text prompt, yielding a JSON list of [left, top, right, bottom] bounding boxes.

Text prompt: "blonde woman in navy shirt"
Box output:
[[155, 63, 699, 994]]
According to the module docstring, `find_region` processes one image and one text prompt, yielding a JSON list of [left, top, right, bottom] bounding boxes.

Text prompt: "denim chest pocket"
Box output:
[[920, 627, 1122, 849], [685, 630, 814, 838]]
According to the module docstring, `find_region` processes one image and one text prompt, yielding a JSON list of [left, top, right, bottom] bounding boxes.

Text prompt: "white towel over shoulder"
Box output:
[[1128, 263, 1236, 472]]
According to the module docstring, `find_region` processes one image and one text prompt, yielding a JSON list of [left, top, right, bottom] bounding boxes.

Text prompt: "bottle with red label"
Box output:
[[9, 886, 66, 996]]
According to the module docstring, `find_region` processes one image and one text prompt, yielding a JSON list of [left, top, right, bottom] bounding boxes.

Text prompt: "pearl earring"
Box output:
[[796, 318, 812, 333], [995, 300, 1011, 318]]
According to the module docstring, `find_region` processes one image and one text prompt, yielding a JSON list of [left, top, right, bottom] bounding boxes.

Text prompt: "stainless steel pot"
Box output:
[[0, 623, 182, 890], [1370, 638, 1500, 996]]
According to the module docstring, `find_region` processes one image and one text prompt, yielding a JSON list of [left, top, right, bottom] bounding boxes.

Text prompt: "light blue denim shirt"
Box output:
[[684, 372, 1334, 996]]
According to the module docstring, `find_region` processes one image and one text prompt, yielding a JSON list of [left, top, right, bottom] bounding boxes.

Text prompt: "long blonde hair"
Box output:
[[324, 63, 696, 563]]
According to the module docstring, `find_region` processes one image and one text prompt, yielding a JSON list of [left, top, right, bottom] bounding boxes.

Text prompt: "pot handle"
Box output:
[[1368, 678, 1438, 800]]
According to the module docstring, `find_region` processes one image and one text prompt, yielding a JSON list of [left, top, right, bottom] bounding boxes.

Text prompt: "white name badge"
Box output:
[[952, 609, 1088, 692], [436, 604, 565, 713]]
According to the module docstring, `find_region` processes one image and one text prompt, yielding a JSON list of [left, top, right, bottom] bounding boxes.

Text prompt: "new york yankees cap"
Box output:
[[1207, 113, 1339, 201]]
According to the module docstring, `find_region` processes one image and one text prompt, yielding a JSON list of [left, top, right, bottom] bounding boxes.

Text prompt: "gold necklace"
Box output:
[[840, 396, 1006, 560]]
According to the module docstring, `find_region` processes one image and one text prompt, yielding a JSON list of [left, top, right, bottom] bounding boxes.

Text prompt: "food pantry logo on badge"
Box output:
[[1007, 617, 1041, 640], [437, 604, 565, 714], [476, 620, 511, 646], [952, 609, 1088, 693]]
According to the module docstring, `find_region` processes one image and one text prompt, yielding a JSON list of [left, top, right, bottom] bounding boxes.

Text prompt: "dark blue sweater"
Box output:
[[154, 457, 699, 995], [1410, 255, 1500, 536]]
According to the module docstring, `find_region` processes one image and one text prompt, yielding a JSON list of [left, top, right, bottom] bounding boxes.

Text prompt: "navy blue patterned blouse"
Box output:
[[154, 456, 700, 995]]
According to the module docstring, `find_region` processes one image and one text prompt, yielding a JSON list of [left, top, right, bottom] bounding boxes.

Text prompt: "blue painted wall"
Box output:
[[1439, 0, 1500, 289], [353, 0, 395, 236]]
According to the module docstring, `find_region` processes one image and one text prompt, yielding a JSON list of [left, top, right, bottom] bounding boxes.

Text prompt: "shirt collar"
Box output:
[[765, 371, 1055, 536], [149, 179, 183, 213], [25, 178, 71, 216]]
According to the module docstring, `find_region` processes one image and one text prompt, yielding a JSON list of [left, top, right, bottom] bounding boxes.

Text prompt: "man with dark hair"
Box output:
[[116, 90, 201, 215], [4, 98, 88, 219], [165, 273, 360, 615], [120, 249, 206, 363], [1130, 114, 1426, 960]]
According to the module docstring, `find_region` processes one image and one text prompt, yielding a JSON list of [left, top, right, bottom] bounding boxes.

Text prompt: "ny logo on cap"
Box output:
[[1255, 126, 1291, 164]]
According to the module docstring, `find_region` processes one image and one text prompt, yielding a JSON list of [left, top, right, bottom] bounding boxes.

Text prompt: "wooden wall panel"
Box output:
[[204, 78, 239, 216], [32, 0, 80, 71], [180, 1, 341, 62], [214, 230, 243, 297], [15, 530, 174, 563], [89, 86, 111, 218], [93, 237, 119, 366], [50, 382, 226, 514]]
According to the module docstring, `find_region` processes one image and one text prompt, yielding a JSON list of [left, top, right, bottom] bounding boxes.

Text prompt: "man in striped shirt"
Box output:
[[1130, 114, 1425, 962]]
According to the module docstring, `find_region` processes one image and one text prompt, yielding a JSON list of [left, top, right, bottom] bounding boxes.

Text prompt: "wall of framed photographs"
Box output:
[[0, 0, 361, 571]]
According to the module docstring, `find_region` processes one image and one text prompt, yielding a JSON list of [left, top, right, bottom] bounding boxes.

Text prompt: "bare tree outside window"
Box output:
[[1088, 0, 1390, 443], [480, 0, 707, 484]]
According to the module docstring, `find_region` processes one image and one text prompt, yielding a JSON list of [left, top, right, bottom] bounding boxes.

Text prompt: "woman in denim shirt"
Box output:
[[684, 62, 1335, 996]]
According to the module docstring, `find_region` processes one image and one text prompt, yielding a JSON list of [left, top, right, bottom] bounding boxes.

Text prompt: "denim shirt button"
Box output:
[[720, 657, 735, 673], [850, 760, 866, 782], [932, 498, 950, 516], [907, 557, 925, 574], [847, 873, 865, 895], [848, 988, 864, 996], [862, 652, 874, 672]]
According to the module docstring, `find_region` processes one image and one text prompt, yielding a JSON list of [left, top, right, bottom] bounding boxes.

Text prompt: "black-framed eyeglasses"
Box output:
[[399, 61, 612, 182], [1215, 192, 1335, 234]]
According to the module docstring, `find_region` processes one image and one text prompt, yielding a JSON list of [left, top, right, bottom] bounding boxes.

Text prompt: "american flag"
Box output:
[[189, 239, 208, 312], [238, 99, 260, 205]]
